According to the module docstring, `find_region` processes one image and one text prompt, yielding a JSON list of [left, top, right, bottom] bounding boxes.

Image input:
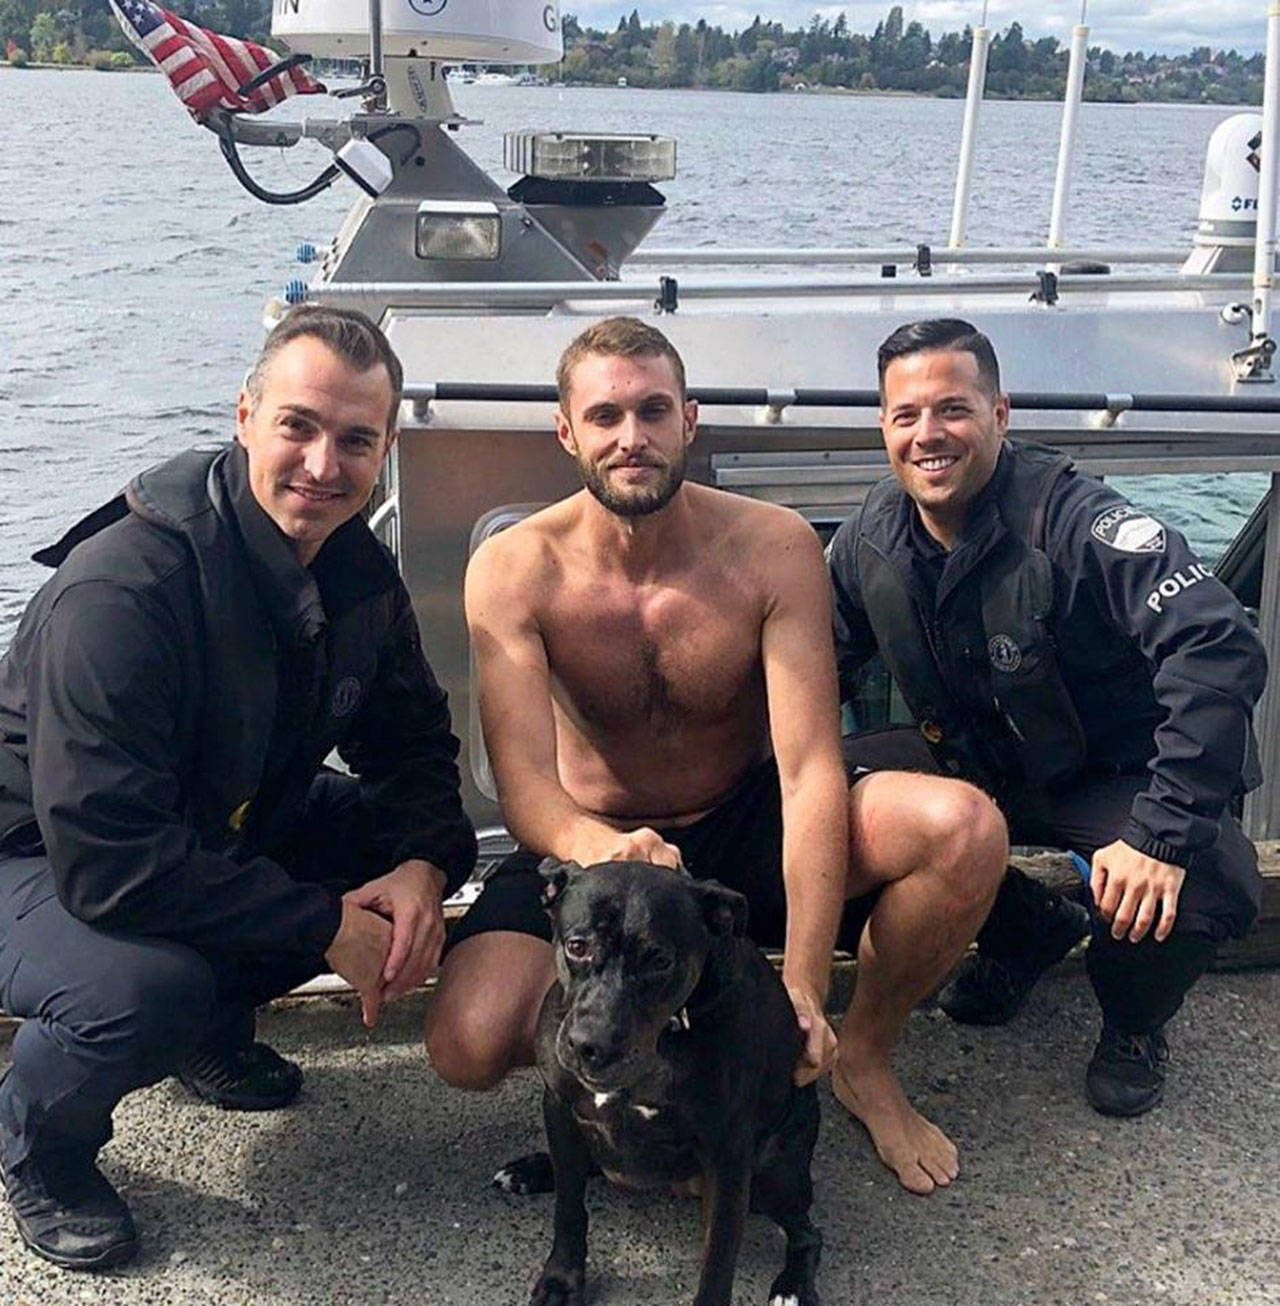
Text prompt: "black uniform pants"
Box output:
[[0, 774, 380, 1172], [843, 728, 1262, 1035]]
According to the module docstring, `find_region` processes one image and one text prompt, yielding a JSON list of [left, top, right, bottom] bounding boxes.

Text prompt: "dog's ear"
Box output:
[[538, 857, 583, 910], [692, 879, 748, 938]]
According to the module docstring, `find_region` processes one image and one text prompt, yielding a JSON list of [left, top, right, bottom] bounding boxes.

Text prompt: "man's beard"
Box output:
[[578, 449, 687, 518]]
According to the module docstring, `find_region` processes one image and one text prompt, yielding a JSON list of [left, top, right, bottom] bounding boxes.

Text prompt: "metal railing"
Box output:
[[624, 246, 1184, 267], [402, 382, 1280, 416], [311, 269, 1249, 311]]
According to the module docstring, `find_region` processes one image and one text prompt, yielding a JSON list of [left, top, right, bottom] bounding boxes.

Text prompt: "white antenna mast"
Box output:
[[948, 0, 991, 249], [1047, 0, 1090, 254]]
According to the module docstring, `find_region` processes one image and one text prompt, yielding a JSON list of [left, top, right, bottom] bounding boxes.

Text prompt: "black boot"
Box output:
[[1083, 929, 1218, 1118], [1085, 1026, 1169, 1116], [175, 1006, 302, 1111], [939, 868, 1090, 1025], [3, 1147, 138, 1271]]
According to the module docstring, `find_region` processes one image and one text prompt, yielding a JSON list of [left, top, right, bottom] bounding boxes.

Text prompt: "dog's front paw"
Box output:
[[493, 1150, 555, 1195], [530, 1263, 585, 1306], [767, 1269, 819, 1306]]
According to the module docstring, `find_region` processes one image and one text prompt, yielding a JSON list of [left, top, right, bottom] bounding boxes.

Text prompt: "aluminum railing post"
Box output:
[[1048, 9, 1090, 257], [949, 18, 991, 250]]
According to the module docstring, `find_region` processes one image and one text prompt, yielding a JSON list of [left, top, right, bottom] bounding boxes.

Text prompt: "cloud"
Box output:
[[565, 2, 1268, 55]]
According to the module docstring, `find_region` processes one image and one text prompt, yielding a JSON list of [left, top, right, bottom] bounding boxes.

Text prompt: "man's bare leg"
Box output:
[[426, 933, 555, 1089], [832, 771, 1007, 1195]]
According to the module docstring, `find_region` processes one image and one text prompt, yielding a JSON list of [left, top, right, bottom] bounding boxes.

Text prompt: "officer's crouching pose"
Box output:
[[828, 317, 1266, 1117], [0, 306, 476, 1268]]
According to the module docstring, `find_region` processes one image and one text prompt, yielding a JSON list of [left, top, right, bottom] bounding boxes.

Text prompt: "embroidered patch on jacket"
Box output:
[[987, 634, 1023, 673], [331, 676, 363, 718], [1090, 504, 1166, 554]]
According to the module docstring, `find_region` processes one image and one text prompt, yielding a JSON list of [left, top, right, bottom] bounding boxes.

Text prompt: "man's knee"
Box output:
[[425, 1000, 521, 1091], [915, 780, 1009, 904]]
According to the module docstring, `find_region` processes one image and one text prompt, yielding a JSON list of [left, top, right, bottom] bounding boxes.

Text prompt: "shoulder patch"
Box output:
[[1090, 504, 1166, 555]]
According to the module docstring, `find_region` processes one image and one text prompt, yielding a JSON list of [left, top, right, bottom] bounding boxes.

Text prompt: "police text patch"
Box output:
[[1090, 505, 1166, 555]]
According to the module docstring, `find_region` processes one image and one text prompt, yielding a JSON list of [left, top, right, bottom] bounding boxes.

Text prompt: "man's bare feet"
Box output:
[[831, 1056, 959, 1195]]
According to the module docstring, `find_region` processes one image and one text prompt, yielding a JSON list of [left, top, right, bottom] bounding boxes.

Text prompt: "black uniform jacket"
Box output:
[[827, 440, 1268, 871], [0, 443, 476, 957]]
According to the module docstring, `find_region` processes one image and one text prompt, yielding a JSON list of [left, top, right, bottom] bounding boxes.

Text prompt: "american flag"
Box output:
[[109, 0, 325, 120]]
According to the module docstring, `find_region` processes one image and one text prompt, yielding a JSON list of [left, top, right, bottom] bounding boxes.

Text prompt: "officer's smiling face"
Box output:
[[879, 347, 1009, 548], [236, 335, 397, 566]]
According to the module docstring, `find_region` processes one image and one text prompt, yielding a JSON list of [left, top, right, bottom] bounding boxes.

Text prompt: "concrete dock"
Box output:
[[0, 966, 1277, 1306]]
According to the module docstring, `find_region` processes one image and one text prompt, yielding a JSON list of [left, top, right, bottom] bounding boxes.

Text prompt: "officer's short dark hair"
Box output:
[[246, 305, 404, 436], [877, 318, 1001, 401]]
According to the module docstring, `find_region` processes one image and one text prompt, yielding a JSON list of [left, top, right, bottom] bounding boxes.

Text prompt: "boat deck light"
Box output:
[[503, 132, 676, 184], [415, 200, 501, 261]]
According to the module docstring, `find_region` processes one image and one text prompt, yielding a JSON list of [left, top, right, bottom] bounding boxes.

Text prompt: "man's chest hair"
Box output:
[[543, 577, 766, 728]]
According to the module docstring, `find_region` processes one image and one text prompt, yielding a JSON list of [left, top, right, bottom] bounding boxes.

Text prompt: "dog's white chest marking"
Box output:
[[633, 1104, 659, 1120], [592, 1091, 616, 1109]]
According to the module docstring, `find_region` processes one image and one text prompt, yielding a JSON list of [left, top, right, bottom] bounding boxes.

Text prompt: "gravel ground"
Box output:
[[1, 967, 1277, 1306]]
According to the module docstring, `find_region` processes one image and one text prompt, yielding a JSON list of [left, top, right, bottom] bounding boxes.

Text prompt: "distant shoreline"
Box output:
[[0, 60, 1256, 108], [1, 59, 155, 72]]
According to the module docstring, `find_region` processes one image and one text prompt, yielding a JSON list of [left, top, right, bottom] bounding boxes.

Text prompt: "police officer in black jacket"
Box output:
[[827, 318, 1266, 1119], [0, 307, 476, 1269]]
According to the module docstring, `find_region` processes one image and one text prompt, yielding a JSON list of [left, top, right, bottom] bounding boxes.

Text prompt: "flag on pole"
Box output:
[[108, 0, 326, 120]]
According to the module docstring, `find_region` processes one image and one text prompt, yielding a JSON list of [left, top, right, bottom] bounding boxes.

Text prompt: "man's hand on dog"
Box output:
[[786, 985, 838, 1085], [344, 859, 450, 1003], [570, 825, 685, 872]]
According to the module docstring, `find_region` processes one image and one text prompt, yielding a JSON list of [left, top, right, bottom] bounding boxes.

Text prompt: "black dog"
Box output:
[[515, 858, 822, 1306]]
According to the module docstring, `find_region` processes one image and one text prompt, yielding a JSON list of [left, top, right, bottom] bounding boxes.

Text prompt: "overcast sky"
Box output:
[[566, 3, 1269, 56]]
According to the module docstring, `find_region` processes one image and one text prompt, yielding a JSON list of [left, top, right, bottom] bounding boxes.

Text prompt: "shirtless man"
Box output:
[[425, 317, 1008, 1194]]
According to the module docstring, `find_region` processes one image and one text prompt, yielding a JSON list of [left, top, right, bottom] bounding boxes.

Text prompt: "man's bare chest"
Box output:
[[541, 578, 765, 731]]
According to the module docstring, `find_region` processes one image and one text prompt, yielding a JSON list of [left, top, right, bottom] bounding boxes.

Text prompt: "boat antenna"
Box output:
[[948, 1, 992, 248], [365, 0, 387, 112], [1047, 0, 1090, 257]]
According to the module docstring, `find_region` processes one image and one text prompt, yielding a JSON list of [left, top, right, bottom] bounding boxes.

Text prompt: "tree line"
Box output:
[[1, 0, 1265, 104]]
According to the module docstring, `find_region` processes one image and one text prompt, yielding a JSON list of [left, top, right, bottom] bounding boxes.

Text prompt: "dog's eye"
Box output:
[[563, 937, 592, 963], [642, 948, 673, 973]]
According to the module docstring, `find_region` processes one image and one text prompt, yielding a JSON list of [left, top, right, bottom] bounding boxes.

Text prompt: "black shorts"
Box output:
[[448, 757, 876, 954]]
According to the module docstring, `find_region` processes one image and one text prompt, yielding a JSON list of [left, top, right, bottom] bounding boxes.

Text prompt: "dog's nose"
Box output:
[[567, 1031, 604, 1070]]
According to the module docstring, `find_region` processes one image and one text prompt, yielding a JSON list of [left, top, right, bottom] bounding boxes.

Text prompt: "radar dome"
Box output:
[[273, 0, 563, 62], [1196, 113, 1267, 245]]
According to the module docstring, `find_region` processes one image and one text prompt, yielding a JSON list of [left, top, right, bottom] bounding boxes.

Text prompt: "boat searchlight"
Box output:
[[416, 200, 502, 261], [503, 132, 677, 185]]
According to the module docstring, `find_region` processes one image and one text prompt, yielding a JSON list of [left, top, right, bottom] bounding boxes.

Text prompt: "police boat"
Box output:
[[116, 0, 1280, 928]]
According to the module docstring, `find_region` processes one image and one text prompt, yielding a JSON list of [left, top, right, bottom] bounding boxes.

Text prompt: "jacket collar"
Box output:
[[218, 443, 327, 648], [904, 443, 1014, 611]]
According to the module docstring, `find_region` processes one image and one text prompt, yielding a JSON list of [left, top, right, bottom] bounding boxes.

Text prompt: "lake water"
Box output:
[[0, 69, 1268, 643]]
